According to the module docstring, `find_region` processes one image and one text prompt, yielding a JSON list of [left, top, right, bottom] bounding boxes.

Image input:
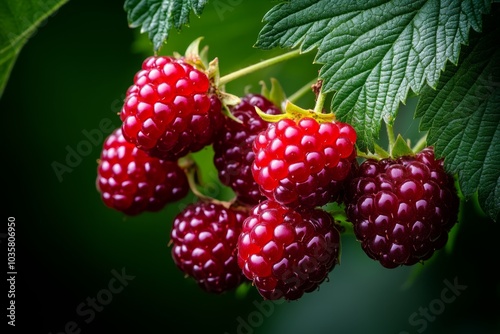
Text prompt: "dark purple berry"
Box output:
[[345, 147, 460, 268]]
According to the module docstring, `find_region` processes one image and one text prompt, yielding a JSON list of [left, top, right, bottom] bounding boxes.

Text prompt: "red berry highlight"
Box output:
[[120, 56, 223, 160], [96, 128, 189, 216], [170, 201, 248, 293], [237, 200, 340, 300], [252, 117, 357, 208]]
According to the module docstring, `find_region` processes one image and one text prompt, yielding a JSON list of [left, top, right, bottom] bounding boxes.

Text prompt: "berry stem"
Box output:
[[219, 50, 301, 85], [356, 149, 379, 160], [412, 134, 427, 153], [313, 92, 327, 114], [386, 123, 396, 156], [182, 157, 233, 208], [288, 78, 317, 103]]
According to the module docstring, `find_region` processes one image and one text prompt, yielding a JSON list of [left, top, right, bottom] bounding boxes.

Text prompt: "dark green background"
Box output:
[[1, 1, 499, 333]]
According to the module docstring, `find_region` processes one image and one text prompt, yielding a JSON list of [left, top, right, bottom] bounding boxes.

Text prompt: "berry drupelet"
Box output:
[[345, 147, 460, 268]]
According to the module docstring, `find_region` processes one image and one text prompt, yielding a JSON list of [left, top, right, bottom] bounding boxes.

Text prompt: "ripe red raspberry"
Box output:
[[120, 56, 223, 160], [252, 116, 357, 208], [237, 200, 340, 300], [213, 94, 281, 205], [96, 128, 189, 216], [170, 201, 248, 293], [345, 147, 459, 268]]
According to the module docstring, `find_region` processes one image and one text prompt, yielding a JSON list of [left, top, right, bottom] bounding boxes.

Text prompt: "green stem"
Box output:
[[412, 133, 428, 152], [288, 78, 317, 103], [356, 149, 379, 160], [386, 123, 396, 156], [313, 92, 327, 114], [183, 158, 232, 207], [219, 50, 302, 86]]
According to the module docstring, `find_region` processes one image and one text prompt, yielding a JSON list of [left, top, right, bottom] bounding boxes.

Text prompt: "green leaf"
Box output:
[[416, 21, 500, 223], [255, 0, 490, 150], [0, 0, 67, 98], [124, 0, 208, 52]]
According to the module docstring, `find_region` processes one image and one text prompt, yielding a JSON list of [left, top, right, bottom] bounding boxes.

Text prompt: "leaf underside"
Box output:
[[255, 0, 490, 150], [124, 0, 208, 52]]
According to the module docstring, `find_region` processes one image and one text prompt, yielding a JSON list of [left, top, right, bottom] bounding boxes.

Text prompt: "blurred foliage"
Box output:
[[0, 0, 68, 97]]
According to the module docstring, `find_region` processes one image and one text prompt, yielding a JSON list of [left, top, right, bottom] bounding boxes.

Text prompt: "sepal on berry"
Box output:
[[183, 37, 209, 70], [251, 106, 357, 208], [373, 143, 391, 159], [391, 134, 415, 159], [255, 100, 335, 124], [206, 57, 243, 124], [208, 57, 220, 87], [358, 127, 421, 161], [181, 37, 243, 118], [259, 78, 286, 112]]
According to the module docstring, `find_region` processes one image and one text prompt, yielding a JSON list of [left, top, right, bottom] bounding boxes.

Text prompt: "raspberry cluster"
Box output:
[[96, 52, 460, 302], [96, 55, 249, 295], [96, 56, 221, 217]]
